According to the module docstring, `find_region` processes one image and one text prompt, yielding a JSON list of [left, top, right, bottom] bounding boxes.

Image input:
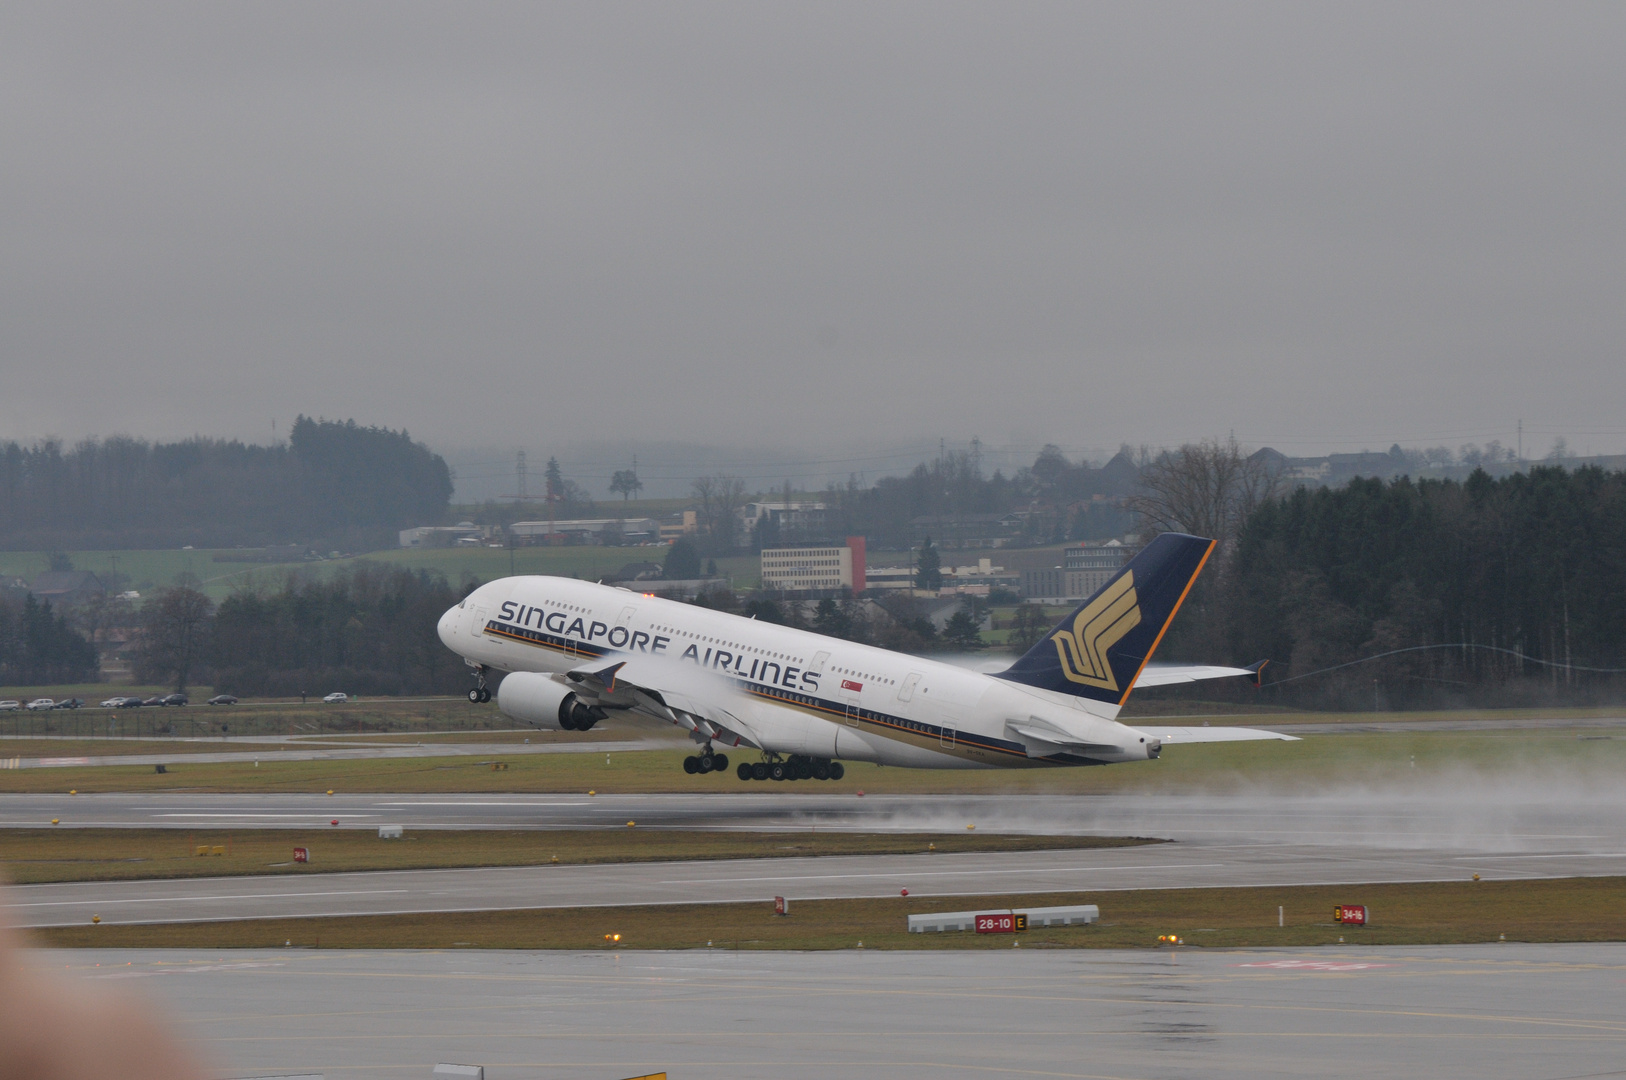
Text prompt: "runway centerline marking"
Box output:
[[10, 889, 413, 908], [659, 862, 1226, 884], [373, 801, 590, 807], [1453, 852, 1626, 860], [154, 813, 381, 819]]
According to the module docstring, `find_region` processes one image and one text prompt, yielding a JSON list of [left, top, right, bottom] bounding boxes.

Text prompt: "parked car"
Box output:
[[53, 698, 83, 709], [323, 692, 348, 703], [26, 698, 55, 711], [116, 696, 144, 708], [141, 696, 165, 707], [0, 700, 19, 711], [161, 693, 189, 707], [207, 694, 238, 705], [100, 697, 124, 708]]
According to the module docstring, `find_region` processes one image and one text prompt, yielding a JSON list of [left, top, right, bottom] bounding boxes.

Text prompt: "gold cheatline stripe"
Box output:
[[486, 621, 1068, 766]]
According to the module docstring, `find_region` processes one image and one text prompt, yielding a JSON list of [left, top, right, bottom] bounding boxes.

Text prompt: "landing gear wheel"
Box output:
[[751, 762, 770, 781], [478, 687, 490, 703], [712, 753, 728, 772], [697, 754, 714, 774], [737, 762, 754, 781], [683, 756, 699, 774], [813, 762, 831, 781], [467, 688, 482, 703], [769, 762, 787, 781], [829, 761, 845, 780]]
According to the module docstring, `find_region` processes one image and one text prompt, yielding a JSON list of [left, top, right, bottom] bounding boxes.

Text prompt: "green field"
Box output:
[[35, 877, 1626, 951], [0, 828, 1153, 885], [7, 723, 1624, 795], [0, 546, 766, 600], [0, 694, 682, 742]]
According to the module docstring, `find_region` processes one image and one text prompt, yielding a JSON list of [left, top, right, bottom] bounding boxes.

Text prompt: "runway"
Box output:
[[56, 944, 1626, 1079], [8, 785, 1626, 847], [9, 784, 1626, 927], [15, 842, 1626, 928]]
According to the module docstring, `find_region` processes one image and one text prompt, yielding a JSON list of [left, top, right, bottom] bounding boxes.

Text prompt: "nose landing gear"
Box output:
[[683, 746, 729, 775], [466, 667, 491, 704]]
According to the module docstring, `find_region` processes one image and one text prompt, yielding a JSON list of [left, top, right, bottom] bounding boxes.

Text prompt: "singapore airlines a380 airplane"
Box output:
[[436, 532, 1295, 781]]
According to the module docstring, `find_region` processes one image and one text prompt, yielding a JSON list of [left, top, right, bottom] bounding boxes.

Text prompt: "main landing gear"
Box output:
[[734, 755, 844, 782], [683, 747, 730, 775], [467, 666, 491, 704]]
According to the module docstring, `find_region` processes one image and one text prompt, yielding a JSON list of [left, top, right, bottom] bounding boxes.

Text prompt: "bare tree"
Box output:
[[1127, 437, 1280, 547], [692, 474, 746, 552], [134, 587, 213, 693]]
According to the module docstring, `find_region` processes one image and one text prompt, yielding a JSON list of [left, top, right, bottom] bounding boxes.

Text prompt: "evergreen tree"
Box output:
[[943, 607, 985, 650], [663, 538, 701, 580], [914, 537, 942, 590]]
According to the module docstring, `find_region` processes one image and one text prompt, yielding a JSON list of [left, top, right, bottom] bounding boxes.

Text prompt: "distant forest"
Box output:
[[0, 417, 453, 552], [205, 564, 470, 697], [1160, 465, 1626, 710]]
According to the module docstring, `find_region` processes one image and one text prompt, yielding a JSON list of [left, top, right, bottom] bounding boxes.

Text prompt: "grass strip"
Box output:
[[0, 828, 1156, 884], [33, 877, 1626, 951]]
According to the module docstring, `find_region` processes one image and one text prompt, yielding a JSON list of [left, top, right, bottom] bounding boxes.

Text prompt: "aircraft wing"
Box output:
[[560, 659, 764, 750], [1130, 724, 1300, 743], [1132, 660, 1269, 688]]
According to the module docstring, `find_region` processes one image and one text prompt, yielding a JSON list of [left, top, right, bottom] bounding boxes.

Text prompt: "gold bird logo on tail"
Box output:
[[1052, 571, 1141, 692]]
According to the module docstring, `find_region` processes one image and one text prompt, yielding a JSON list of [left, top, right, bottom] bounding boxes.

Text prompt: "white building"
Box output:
[[760, 537, 866, 594], [1021, 541, 1131, 601], [509, 518, 661, 543], [399, 523, 483, 548]]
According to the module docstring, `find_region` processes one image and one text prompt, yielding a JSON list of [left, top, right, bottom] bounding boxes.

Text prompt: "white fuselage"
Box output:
[[438, 576, 1160, 769]]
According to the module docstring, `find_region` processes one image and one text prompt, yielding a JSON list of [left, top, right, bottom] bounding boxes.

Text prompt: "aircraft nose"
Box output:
[[437, 605, 459, 650]]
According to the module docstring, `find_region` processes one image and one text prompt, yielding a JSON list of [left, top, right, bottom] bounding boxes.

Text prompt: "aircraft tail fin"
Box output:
[[995, 533, 1215, 706]]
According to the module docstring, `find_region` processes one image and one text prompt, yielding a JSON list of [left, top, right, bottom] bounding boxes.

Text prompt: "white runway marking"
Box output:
[[373, 800, 591, 806], [154, 812, 381, 819], [10, 889, 413, 907], [660, 861, 1227, 884], [1455, 852, 1626, 860]]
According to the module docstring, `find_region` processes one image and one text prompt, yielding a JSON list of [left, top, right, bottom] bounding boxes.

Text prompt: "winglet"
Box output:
[[1246, 660, 1269, 688], [596, 661, 627, 692]]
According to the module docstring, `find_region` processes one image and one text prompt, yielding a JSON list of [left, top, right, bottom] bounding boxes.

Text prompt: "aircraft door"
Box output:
[[840, 684, 861, 727], [939, 724, 956, 748]]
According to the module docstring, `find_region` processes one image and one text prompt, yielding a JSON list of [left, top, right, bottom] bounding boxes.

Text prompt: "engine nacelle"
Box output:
[[495, 671, 605, 730]]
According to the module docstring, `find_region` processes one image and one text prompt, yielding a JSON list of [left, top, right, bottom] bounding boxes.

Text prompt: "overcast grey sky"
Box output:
[[3, 2, 1623, 481]]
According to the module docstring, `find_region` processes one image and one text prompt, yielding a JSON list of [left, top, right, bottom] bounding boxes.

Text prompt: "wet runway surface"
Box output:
[[8, 787, 1626, 848], [9, 788, 1626, 926], [56, 943, 1626, 1079]]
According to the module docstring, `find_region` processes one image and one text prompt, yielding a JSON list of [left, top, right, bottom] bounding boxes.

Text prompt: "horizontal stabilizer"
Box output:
[[1132, 725, 1300, 744], [1133, 660, 1269, 689], [1004, 715, 1128, 759]]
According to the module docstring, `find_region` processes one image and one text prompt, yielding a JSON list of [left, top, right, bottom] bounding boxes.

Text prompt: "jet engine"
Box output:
[[496, 671, 607, 731]]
